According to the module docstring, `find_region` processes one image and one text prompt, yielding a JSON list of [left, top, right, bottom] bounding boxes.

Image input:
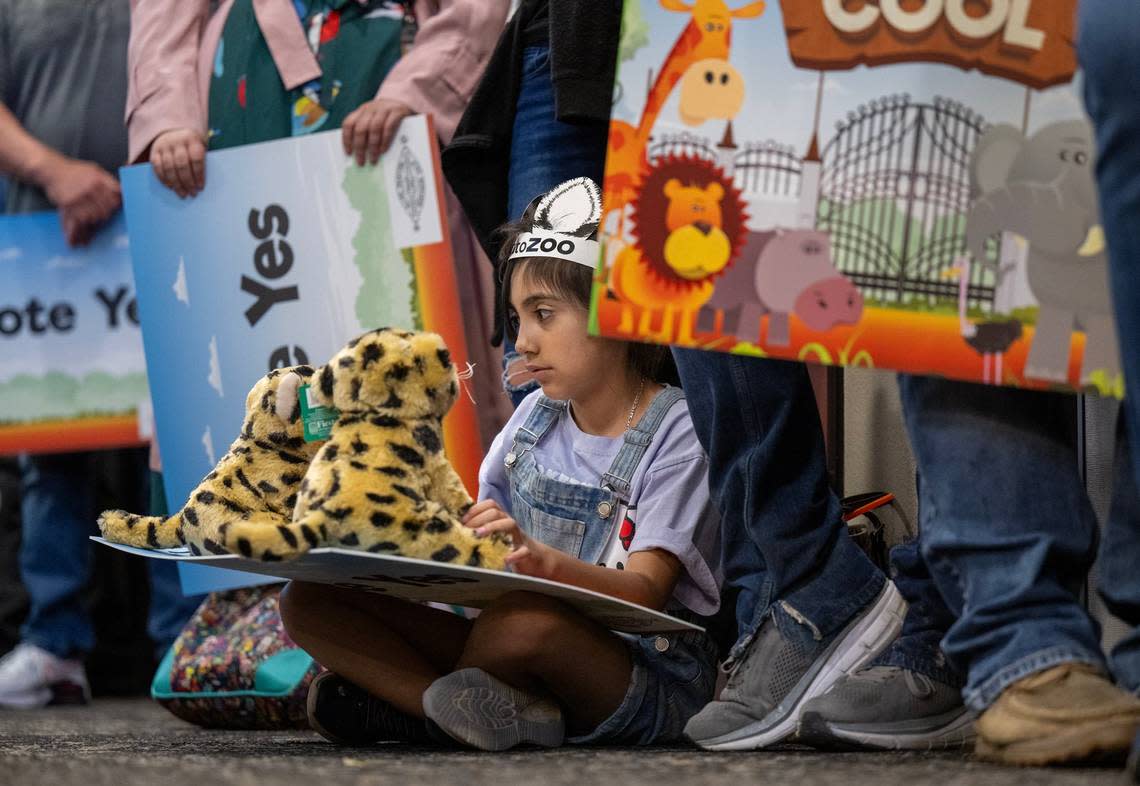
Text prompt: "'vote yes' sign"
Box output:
[[0, 212, 148, 455]]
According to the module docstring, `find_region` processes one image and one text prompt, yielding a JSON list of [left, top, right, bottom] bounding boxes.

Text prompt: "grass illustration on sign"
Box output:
[[0, 371, 148, 424], [342, 164, 421, 331]]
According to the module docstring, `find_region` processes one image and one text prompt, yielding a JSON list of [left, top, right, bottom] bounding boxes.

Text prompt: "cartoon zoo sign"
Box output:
[[593, 0, 1118, 396], [782, 1, 1076, 89]]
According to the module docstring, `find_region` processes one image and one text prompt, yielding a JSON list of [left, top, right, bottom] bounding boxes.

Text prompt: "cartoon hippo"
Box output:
[[695, 229, 863, 346]]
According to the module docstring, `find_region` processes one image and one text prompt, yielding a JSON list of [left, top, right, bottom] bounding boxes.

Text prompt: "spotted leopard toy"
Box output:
[[98, 365, 320, 558], [282, 328, 510, 570]]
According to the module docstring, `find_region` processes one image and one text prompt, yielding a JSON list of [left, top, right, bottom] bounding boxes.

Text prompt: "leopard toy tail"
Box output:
[[98, 509, 185, 550]]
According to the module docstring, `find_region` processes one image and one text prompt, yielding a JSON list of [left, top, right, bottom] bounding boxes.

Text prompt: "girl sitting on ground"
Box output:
[[280, 177, 723, 750]]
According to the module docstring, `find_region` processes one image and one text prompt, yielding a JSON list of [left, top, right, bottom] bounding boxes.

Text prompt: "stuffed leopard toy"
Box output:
[[281, 328, 510, 570], [98, 365, 320, 558]]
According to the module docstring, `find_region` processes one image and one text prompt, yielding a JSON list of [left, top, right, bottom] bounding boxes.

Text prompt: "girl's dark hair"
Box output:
[[495, 201, 676, 386]]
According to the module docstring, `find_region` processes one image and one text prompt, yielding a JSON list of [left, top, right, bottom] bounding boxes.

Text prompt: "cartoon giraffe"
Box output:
[[603, 0, 766, 227], [604, 0, 763, 343]]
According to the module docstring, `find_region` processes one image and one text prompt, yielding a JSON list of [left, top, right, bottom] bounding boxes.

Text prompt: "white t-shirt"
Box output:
[[479, 389, 723, 616]]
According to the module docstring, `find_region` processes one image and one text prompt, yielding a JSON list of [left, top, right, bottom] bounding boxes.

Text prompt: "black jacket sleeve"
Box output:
[[549, 0, 621, 123]]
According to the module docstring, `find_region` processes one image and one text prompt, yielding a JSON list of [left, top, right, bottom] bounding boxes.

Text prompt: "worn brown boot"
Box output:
[[975, 663, 1140, 766]]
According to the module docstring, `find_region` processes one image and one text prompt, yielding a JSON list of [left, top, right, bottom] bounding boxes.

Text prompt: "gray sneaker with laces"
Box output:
[[798, 666, 975, 750], [422, 667, 564, 751], [684, 580, 906, 751]]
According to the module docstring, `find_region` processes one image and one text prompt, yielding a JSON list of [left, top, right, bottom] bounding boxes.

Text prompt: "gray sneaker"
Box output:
[[684, 580, 906, 751], [798, 666, 975, 750], [422, 667, 564, 751]]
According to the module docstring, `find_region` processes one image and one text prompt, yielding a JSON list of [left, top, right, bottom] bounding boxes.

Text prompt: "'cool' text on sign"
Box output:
[[822, 0, 1046, 49]]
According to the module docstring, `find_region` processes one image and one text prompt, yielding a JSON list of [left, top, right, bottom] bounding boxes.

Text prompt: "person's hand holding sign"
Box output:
[[342, 98, 414, 166], [149, 128, 207, 199]]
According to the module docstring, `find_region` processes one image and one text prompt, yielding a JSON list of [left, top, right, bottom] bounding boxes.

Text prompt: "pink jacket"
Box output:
[[125, 0, 509, 163]]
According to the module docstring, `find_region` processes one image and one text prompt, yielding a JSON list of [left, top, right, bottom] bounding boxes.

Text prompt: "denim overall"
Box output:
[[504, 387, 719, 743]]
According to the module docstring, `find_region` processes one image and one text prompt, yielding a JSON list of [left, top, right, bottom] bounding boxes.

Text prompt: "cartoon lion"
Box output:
[[610, 154, 748, 343], [662, 179, 732, 279]]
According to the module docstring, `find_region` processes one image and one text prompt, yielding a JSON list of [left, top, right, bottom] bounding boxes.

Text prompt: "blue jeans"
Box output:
[[872, 537, 962, 688], [671, 351, 885, 658], [19, 451, 202, 659], [502, 44, 608, 406], [569, 626, 719, 745], [1100, 419, 1140, 693], [895, 376, 1138, 709], [1080, 0, 1140, 696]]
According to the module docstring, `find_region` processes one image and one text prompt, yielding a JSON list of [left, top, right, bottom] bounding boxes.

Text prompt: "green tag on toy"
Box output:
[[299, 383, 338, 442]]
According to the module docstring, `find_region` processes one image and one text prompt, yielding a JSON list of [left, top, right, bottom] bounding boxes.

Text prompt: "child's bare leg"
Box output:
[[280, 581, 471, 718], [455, 591, 631, 734]]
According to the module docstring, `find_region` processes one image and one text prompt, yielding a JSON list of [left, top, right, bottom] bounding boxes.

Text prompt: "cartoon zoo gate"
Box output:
[[648, 94, 1001, 315]]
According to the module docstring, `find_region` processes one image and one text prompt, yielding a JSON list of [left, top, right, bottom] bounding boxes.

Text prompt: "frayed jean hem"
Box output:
[[964, 646, 1108, 712]]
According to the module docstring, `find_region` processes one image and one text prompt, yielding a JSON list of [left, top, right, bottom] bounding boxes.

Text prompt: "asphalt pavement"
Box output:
[[0, 698, 1129, 785]]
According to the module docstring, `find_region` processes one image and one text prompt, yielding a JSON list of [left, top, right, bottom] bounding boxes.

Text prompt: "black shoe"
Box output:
[[306, 672, 431, 746]]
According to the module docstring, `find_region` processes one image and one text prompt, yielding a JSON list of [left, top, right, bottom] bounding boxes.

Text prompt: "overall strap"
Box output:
[[508, 395, 566, 458], [600, 386, 686, 499]]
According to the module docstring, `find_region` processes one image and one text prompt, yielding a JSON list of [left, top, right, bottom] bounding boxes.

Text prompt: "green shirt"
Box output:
[[207, 0, 403, 150]]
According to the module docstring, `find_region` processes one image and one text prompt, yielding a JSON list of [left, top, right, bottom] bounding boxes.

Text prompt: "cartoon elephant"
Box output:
[[965, 119, 1119, 386]]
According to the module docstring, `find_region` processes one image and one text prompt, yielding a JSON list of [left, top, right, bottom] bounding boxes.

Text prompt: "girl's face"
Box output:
[[508, 265, 625, 402]]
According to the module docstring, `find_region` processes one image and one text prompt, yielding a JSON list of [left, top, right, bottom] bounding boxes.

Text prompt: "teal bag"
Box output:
[[151, 585, 321, 729]]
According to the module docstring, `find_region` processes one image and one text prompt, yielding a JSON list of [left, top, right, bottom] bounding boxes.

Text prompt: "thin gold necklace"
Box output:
[[625, 377, 646, 431]]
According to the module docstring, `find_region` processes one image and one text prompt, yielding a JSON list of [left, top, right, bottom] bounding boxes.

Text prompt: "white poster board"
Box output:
[[93, 538, 702, 635], [120, 118, 484, 594]]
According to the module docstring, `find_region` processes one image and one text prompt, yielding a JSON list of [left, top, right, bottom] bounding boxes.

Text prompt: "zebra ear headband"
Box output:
[[507, 177, 602, 269]]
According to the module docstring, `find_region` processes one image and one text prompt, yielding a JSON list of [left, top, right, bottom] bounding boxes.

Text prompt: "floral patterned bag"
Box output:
[[151, 585, 320, 729]]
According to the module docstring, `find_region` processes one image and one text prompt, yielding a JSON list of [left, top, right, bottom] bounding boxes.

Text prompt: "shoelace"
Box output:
[[857, 666, 901, 685], [855, 666, 936, 698], [719, 653, 740, 677], [903, 669, 935, 699]]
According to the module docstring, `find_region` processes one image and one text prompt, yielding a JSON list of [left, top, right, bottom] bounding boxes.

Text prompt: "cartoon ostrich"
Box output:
[[947, 255, 1023, 385]]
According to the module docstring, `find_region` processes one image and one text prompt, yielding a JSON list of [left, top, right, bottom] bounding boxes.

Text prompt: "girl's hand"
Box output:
[[502, 534, 560, 579], [465, 503, 559, 580], [342, 98, 413, 166], [461, 499, 506, 529], [149, 128, 207, 198]]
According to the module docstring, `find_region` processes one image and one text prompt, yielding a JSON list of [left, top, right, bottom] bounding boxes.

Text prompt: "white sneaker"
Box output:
[[0, 643, 89, 709]]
